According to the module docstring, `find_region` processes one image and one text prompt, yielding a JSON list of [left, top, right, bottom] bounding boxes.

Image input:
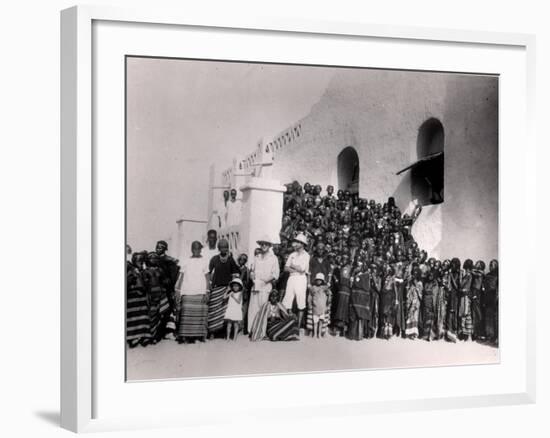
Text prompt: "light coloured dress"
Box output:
[[224, 291, 243, 321], [247, 250, 280, 331]]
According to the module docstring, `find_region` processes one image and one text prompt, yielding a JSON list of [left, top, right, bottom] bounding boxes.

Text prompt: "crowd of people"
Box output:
[[126, 181, 499, 349]]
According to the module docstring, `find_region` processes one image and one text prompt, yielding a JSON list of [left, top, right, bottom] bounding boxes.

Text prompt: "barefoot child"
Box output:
[[308, 273, 331, 338], [224, 278, 244, 341]]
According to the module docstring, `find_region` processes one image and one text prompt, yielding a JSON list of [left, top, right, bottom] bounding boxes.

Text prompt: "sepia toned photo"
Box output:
[[125, 56, 499, 381]]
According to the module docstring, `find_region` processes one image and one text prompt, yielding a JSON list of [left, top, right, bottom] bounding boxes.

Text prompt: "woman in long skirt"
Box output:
[[405, 267, 423, 339], [379, 264, 397, 339], [333, 255, 352, 336], [207, 239, 240, 338], [483, 260, 499, 345], [175, 241, 210, 343], [421, 270, 438, 341], [367, 264, 381, 339], [433, 260, 447, 340], [143, 252, 172, 342], [347, 264, 371, 341], [393, 255, 408, 337], [248, 238, 280, 335], [126, 258, 152, 347], [445, 258, 461, 343], [458, 259, 474, 341], [471, 260, 486, 340]]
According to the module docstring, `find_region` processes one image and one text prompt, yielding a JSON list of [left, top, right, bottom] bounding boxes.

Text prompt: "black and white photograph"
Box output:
[[125, 56, 499, 381]]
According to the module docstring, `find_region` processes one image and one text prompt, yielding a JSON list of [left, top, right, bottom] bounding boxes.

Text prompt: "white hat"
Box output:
[[229, 278, 244, 289], [256, 234, 273, 246], [314, 273, 326, 283], [292, 233, 308, 246]]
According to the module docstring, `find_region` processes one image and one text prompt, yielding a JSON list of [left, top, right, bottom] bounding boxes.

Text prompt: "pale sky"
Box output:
[[126, 57, 335, 251]]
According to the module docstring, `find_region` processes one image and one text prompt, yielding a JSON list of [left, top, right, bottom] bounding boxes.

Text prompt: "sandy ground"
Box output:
[[126, 334, 499, 381]]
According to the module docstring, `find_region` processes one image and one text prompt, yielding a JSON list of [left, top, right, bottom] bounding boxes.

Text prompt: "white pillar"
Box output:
[[239, 177, 286, 260]]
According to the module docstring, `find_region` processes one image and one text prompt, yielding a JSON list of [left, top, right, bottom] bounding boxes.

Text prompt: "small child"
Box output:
[[224, 278, 244, 341], [308, 273, 331, 338]]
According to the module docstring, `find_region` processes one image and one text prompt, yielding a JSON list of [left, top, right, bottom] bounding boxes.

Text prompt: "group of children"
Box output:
[[126, 181, 499, 348], [272, 181, 499, 344]]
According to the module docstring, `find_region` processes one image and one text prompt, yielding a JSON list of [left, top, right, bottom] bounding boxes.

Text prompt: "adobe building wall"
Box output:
[[269, 69, 498, 262]]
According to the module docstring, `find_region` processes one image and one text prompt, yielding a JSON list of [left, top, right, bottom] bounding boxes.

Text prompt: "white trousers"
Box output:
[[283, 275, 307, 310]]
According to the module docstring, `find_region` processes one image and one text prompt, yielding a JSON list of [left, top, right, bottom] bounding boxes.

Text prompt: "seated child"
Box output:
[[249, 290, 299, 342], [308, 273, 332, 338]]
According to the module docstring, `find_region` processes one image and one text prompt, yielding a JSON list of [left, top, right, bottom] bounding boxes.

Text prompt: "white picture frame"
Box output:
[[60, 5, 536, 433]]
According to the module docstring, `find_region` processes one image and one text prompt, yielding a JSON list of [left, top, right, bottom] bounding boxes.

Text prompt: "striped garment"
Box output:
[[306, 294, 332, 336], [458, 271, 474, 337], [250, 301, 295, 341], [177, 294, 208, 339], [207, 285, 228, 333], [126, 291, 152, 342], [164, 311, 177, 338], [405, 282, 422, 337], [149, 288, 171, 340], [459, 295, 473, 336], [266, 316, 299, 341], [433, 287, 447, 339]]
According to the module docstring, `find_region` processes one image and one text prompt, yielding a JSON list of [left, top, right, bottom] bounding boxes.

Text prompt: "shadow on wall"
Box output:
[[337, 146, 359, 194], [393, 164, 443, 259], [391, 171, 412, 214]]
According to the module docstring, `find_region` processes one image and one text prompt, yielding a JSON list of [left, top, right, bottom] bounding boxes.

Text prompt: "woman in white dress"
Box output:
[[247, 235, 280, 334]]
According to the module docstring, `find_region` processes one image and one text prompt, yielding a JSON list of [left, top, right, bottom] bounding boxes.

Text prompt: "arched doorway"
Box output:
[[337, 146, 359, 193], [411, 118, 444, 205]]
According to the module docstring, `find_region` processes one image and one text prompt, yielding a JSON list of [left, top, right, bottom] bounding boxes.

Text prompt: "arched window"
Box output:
[[397, 118, 444, 205], [337, 146, 360, 194]]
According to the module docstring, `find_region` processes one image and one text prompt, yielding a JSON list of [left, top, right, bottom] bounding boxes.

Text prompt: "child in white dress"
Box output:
[[224, 278, 244, 341]]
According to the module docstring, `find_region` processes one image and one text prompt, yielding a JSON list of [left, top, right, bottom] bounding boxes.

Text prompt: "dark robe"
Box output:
[[347, 272, 372, 341], [333, 265, 352, 326], [471, 269, 485, 339], [483, 271, 499, 342], [459, 270, 473, 337], [446, 270, 461, 341], [421, 280, 438, 340], [309, 257, 331, 284]]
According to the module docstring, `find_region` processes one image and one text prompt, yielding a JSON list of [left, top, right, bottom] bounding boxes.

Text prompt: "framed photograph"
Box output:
[[61, 5, 536, 433]]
